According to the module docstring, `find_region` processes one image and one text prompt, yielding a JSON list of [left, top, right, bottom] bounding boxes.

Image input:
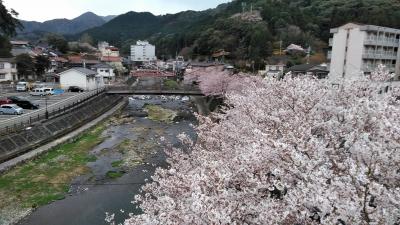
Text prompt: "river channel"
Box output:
[[17, 95, 198, 225]]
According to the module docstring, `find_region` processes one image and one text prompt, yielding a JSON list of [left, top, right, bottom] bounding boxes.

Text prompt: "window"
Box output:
[[104, 70, 109, 73], [0, 74, 5, 79], [0, 63, 4, 69]]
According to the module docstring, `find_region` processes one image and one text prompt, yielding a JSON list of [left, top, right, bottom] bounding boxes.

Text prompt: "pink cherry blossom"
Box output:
[[125, 69, 400, 225]]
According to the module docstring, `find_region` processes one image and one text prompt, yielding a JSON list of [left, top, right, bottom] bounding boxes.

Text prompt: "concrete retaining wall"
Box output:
[[0, 94, 123, 162]]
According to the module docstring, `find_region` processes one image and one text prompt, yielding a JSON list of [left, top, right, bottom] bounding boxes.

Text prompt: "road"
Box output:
[[0, 92, 80, 122], [0, 89, 103, 134]]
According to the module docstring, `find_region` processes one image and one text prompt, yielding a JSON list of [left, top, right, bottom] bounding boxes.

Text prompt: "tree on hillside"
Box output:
[[0, 0, 22, 57], [80, 33, 94, 45], [34, 55, 50, 81], [0, 35, 12, 57], [125, 68, 400, 224], [0, 0, 22, 37], [46, 33, 69, 53], [16, 54, 34, 81]]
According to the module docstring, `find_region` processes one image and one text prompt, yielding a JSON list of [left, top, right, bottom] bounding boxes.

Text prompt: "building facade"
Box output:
[[259, 64, 285, 78], [91, 63, 115, 83], [328, 23, 400, 80], [0, 58, 17, 81], [130, 41, 156, 62], [58, 68, 102, 91]]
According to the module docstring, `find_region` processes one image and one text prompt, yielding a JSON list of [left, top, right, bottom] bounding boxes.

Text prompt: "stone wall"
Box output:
[[0, 94, 123, 162]]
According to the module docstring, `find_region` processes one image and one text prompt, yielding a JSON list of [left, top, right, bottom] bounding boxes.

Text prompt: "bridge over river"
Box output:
[[106, 83, 204, 96]]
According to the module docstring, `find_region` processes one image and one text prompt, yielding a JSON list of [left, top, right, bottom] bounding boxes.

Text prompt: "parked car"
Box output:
[[68, 86, 84, 92], [0, 98, 12, 106], [8, 96, 39, 109], [0, 104, 24, 115], [44, 87, 55, 95], [30, 88, 47, 96], [16, 81, 33, 92]]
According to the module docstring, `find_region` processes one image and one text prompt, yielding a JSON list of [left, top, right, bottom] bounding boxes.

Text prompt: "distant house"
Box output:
[[91, 63, 115, 83], [285, 44, 306, 55], [259, 64, 286, 78], [100, 56, 125, 76], [48, 57, 68, 73], [287, 63, 329, 79], [67, 55, 100, 68], [0, 58, 17, 82], [58, 67, 102, 91]]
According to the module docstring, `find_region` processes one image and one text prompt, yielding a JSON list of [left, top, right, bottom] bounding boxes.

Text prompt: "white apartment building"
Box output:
[[328, 23, 400, 80], [130, 41, 156, 62], [0, 58, 17, 81]]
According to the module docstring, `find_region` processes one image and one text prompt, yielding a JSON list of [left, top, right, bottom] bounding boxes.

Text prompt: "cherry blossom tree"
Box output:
[[184, 66, 260, 96], [125, 69, 400, 225]]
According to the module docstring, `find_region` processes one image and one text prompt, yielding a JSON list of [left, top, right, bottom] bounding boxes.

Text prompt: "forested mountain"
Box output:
[[80, 0, 400, 68], [19, 12, 108, 36]]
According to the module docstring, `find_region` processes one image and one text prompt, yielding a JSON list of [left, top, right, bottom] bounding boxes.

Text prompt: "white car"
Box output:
[[0, 104, 24, 115], [43, 87, 54, 95], [30, 88, 47, 96]]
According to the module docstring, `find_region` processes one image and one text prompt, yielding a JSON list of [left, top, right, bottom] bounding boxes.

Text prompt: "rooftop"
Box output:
[[58, 67, 97, 77], [101, 56, 122, 62], [0, 58, 15, 63], [287, 63, 318, 72], [331, 23, 400, 34], [10, 41, 29, 45], [91, 63, 113, 69]]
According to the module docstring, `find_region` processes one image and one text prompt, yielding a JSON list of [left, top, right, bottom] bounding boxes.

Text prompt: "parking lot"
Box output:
[[0, 91, 80, 122]]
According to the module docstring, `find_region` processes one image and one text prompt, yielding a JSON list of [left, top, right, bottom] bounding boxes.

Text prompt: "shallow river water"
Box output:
[[18, 96, 197, 225]]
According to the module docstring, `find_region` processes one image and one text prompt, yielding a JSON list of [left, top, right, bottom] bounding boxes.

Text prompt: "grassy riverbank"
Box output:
[[0, 124, 106, 224]]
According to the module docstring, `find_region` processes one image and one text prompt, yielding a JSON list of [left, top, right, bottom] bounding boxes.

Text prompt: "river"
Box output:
[[17, 95, 197, 225]]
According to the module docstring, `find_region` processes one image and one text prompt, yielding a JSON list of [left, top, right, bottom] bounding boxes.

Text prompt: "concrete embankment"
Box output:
[[0, 93, 127, 169]]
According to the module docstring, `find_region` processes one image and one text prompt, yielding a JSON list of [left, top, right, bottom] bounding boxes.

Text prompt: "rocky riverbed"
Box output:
[[0, 95, 197, 225]]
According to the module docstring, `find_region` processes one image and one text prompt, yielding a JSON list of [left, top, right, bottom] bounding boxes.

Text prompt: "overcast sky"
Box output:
[[4, 0, 231, 22]]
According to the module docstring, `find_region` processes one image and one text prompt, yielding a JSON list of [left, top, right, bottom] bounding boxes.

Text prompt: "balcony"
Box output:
[[327, 51, 332, 59], [364, 38, 400, 47], [362, 64, 396, 73], [362, 52, 398, 60]]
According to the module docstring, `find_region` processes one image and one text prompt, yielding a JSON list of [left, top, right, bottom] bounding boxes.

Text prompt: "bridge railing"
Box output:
[[0, 88, 105, 135], [106, 84, 202, 95]]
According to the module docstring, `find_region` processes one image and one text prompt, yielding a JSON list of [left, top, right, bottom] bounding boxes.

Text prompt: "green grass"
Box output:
[[106, 171, 125, 179], [111, 160, 124, 168], [0, 123, 106, 209], [163, 79, 179, 90], [144, 104, 177, 123]]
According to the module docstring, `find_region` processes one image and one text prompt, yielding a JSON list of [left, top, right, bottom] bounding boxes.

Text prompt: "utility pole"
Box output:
[[45, 95, 48, 119], [306, 46, 311, 64]]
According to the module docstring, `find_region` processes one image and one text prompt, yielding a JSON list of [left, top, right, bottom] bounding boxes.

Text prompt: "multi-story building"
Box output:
[[328, 23, 400, 80], [130, 41, 156, 62], [0, 58, 17, 81]]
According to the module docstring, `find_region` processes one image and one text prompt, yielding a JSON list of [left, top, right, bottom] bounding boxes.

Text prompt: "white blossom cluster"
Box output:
[[125, 69, 400, 225]]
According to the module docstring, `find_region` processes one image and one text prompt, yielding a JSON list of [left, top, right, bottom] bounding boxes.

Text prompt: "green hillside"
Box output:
[[81, 0, 400, 68]]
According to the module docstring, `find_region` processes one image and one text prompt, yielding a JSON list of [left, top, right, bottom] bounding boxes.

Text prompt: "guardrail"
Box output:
[[0, 88, 105, 135], [0, 84, 15, 94]]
